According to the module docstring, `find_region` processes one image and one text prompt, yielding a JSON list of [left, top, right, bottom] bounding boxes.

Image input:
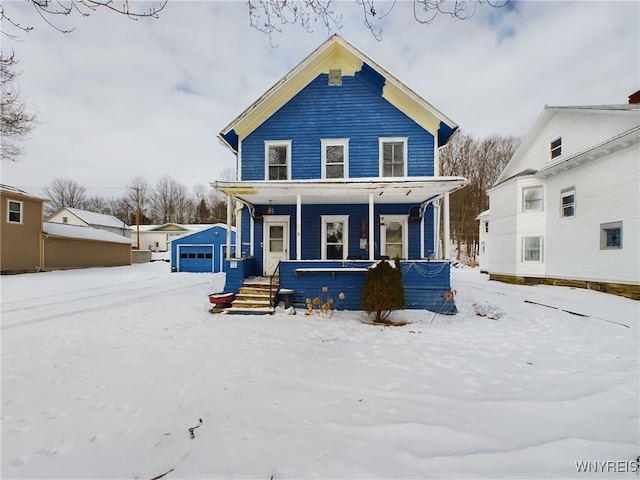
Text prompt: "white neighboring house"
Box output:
[[47, 207, 130, 237], [131, 224, 214, 252], [476, 209, 490, 273], [484, 98, 639, 300]]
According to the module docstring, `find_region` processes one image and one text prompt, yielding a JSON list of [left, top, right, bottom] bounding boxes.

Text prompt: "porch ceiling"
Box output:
[[212, 177, 468, 206]]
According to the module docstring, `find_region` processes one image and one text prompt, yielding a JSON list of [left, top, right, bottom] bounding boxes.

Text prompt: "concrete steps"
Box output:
[[225, 278, 278, 315]]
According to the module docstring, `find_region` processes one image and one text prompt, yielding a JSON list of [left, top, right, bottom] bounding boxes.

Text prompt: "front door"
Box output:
[[264, 218, 289, 276]]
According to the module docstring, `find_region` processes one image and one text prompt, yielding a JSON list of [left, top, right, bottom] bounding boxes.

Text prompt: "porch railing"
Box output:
[[269, 260, 281, 308]]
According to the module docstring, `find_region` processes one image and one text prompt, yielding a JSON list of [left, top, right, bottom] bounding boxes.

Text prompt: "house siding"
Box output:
[[1, 193, 43, 273], [243, 202, 436, 272], [43, 238, 131, 270], [545, 145, 639, 284], [240, 74, 435, 181]]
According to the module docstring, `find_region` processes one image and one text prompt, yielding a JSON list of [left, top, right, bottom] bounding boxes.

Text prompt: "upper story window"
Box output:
[[321, 139, 349, 179], [7, 200, 22, 224], [560, 188, 575, 218], [62, 216, 68, 223], [550, 137, 562, 159], [265, 140, 291, 180], [321, 215, 349, 260], [380, 138, 407, 177], [522, 186, 543, 212], [484, 221, 489, 233]]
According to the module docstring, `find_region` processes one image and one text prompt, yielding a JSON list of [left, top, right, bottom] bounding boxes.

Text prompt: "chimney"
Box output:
[[629, 90, 640, 104]]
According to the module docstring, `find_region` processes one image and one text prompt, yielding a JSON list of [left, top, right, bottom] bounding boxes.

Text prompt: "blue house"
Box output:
[[170, 224, 236, 273], [213, 35, 468, 312]]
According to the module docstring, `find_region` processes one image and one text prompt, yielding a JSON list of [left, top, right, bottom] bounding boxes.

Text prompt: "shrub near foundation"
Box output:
[[361, 258, 405, 324]]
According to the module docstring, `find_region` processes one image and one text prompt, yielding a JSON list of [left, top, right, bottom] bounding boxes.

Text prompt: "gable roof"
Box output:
[[494, 104, 640, 186], [169, 223, 236, 243], [0, 184, 49, 203], [43, 222, 133, 244], [219, 35, 458, 153], [50, 207, 129, 229]]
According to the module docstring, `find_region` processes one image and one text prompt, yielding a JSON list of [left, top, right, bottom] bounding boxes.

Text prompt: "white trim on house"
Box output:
[[321, 138, 349, 179], [264, 140, 292, 181], [320, 214, 349, 260], [378, 137, 408, 177]]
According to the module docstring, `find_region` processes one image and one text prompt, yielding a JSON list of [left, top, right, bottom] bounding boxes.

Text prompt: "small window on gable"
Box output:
[[321, 139, 349, 179], [550, 137, 562, 159], [329, 69, 342, 86], [522, 186, 543, 212], [380, 138, 408, 177], [600, 221, 622, 249], [560, 188, 575, 218], [265, 141, 291, 180], [62, 216, 68, 223], [7, 200, 22, 224]]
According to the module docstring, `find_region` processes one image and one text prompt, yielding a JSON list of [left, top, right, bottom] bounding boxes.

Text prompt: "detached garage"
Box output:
[[170, 224, 236, 273]]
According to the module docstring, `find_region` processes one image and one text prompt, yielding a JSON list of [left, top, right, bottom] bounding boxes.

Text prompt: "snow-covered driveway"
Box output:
[[2, 263, 638, 479]]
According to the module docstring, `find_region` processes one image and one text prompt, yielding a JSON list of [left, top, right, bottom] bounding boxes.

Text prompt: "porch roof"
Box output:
[[212, 177, 468, 207]]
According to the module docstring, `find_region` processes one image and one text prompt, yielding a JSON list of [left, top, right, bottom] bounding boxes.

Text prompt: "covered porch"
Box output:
[[213, 177, 467, 312]]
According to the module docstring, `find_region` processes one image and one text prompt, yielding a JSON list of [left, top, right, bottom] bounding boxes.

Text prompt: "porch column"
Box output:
[[368, 193, 375, 261], [235, 201, 243, 258], [226, 194, 233, 258], [296, 194, 302, 260], [443, 192, 451, 260], [433, 199, 441, 259]]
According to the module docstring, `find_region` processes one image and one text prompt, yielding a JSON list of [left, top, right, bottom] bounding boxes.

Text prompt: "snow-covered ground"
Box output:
[[2, 263, 638, 479]]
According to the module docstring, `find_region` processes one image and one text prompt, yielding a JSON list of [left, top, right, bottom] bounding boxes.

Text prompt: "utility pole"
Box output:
[[131, 186, 141, 250]]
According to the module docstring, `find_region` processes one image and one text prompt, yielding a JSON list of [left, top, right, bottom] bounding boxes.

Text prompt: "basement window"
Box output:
[[329, 69, 342, 86], [600, 221, 622, 249]]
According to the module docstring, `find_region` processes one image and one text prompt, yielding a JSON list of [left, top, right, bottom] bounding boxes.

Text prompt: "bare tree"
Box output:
[[151, 175, 194, 224], [441, 133, 520, 261], [247, 0, 509, 44], [1, 0, 166, 39], [43, 177, 87, 215], [1, 51, 37, 162]]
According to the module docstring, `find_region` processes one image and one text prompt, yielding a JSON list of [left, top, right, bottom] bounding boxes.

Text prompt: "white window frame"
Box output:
[[264, 140, 292, 181], [600, 221, 622, 250], [522, 186, 544, 212], [550, 137, 562, 159], [379, 137, 408, 178], [321, 215, 349, 260], [321, 139, 349, 179], [522, 236, 543, 262], [7, 199, 22, 224], [560, 188, 576, 218], [380, 214, 408, 259]]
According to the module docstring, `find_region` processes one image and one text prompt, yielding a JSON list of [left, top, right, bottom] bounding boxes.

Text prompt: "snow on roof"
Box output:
[[43, 222, 133, 245], [134, 223, 218, 232], [0, 184, 49, 202], [63, 208, 128, 229]]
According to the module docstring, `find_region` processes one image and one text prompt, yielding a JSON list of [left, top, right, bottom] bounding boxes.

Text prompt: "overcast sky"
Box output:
[[1, 0, 638, 200]]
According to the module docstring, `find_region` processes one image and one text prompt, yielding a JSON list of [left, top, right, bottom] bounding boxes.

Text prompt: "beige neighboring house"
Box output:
[[1, 184, 134, 273], [47, 207, 130, 237], [1, 184, 48, 274], [132, 223, 213, 251]]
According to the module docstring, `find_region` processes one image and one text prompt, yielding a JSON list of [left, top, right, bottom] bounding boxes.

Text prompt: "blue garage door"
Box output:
[[179, 246, 213, 272]]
